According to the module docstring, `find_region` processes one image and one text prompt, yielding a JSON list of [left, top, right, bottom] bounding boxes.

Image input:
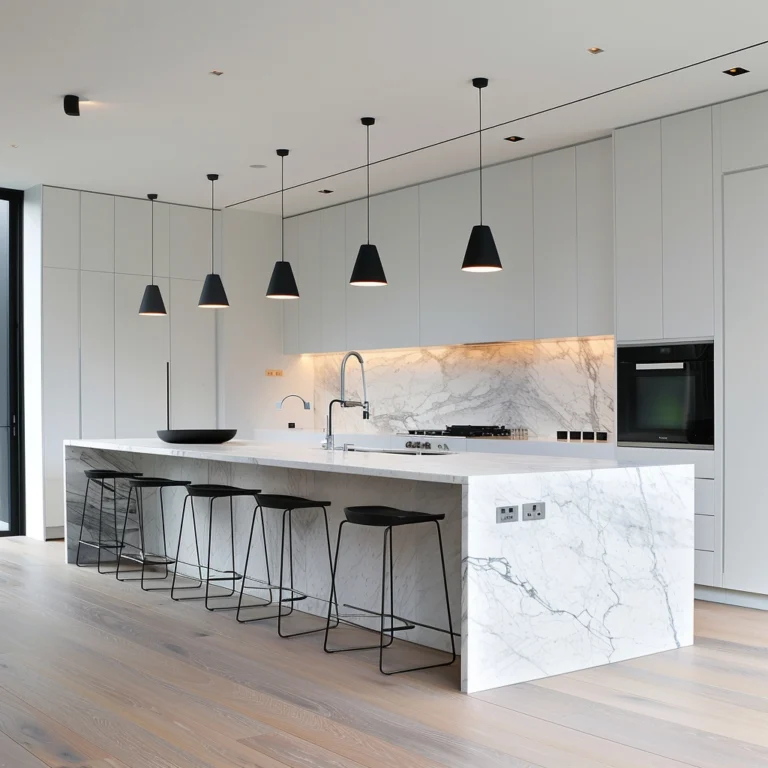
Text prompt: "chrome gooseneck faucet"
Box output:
[[325, 351, 370, 450]]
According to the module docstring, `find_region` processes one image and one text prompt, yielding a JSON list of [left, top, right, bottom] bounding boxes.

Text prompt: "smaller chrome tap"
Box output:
[[276, 394, 311, 410]]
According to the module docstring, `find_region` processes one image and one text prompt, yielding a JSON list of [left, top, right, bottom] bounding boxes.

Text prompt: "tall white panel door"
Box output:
[[347, 188, 419, 350], [169, 278, 216, 429], [721, 90, 768, 173], [170, 205, 216, 280], [614, 120, 663, 342], [723, 168, 768, 595], [661, 108, 714, 339], [533, 147, 578, 340], [42, 187, 80, 269], [80, 192, 114, 272], [114, 196, 151, 275], [80, 270, 115, 438], [296, 211, 323, 353], [115, 273, 170, 437], [320, 205, 347, 352], [42, 267, 80, 527], [282, 216, 300, 354], [576, 139, 614, 337]]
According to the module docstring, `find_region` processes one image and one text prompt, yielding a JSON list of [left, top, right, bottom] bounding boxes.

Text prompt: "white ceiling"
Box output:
[[2, 0, 768, 216]]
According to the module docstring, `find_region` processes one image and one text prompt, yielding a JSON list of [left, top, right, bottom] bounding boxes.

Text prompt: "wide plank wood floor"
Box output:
[[0, 538, 767, 767]]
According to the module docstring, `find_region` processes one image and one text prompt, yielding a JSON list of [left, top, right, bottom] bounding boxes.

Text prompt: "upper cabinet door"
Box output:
[[42, 187, 80, 269], [533, 147, 578, 340], [282, 217, 300, 355], [320, 205, 347, 352], [114, 196, 151, 275], [296, 210, 323, 353], [347, 187, 419, 350], [614, 120, 664, 342], [661, 108, 714, 339], [576, 139, 614, 337], [80, 192, 114, 272], [721, 91, 768, 173], [169, 205, 211, 280]]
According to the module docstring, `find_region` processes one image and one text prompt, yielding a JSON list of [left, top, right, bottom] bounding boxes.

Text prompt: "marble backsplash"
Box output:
[[312, 337, 614, 439]]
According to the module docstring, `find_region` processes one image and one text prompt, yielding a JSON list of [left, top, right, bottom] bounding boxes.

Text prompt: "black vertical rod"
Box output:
[[210, 178, 215, 273], [166, 361, 170, 430], [366, 122, 370, 244], [150, 196, 155, 284], [478, 85, 483, 225], [281, 154, 285, 262]]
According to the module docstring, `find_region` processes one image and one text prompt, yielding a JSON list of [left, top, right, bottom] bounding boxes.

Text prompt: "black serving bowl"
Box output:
[[157, 429, 237, 445]]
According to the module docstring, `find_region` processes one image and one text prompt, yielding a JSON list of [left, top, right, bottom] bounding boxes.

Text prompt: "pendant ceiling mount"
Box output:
[[350, 116, 387, 287], [462, 77, 503, 273], [139, 193, 168, 316], [266, 148, 300, 299], [199, 173, 230, 308]]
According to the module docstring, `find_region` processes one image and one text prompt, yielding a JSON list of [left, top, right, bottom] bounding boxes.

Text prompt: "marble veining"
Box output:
[[312, 337, 614, 438]]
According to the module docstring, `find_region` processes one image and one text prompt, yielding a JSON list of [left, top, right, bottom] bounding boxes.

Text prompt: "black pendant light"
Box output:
[[266, 149, 300, 299], [139, 194, 167, 316], [198, 173, 229, 308], [462, 77, 502, 273], [350, 117, 387, 286]]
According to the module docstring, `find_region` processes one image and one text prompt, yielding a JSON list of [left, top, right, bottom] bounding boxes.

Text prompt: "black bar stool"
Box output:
[[236, 494, 336, 638], [324, 505, 456, 675], [116, 477, 191, 590], [171, 484, 260, 611], [75, 469, 143, 573]]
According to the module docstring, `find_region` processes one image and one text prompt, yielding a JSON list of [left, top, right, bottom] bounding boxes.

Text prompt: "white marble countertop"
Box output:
[[65, 438, 692, 485]]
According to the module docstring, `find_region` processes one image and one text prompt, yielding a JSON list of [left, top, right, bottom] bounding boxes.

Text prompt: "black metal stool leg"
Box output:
[[171, 496, 205, 599], [96, 480, 107, 574], [201, 496, 242, 611], [75, 478, 91, 566], [236, 504, 279, 623], [115, 485, 135, 581]]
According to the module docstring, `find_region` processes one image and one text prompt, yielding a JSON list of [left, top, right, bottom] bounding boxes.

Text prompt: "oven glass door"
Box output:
[[618, 352, 714, 447]]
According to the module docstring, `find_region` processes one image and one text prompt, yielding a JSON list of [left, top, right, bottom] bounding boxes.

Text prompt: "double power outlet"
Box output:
[[496, 502, 546, 524]]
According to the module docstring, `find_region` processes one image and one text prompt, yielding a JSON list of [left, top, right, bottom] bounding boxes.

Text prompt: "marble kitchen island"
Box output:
[[64, 438, 694, 693]]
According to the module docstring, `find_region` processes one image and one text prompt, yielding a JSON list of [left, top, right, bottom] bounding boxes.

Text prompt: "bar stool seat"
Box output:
[[324, 505, 456, 675], [237, 494, 335, 638], [76, 470, 143, 573], [171, 484, 260, 611], [344, 506, 444, 527], [116, 477, 191, 589]]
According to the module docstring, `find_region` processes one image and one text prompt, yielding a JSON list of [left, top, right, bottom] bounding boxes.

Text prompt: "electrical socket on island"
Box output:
[[523, 502, 546, 521]]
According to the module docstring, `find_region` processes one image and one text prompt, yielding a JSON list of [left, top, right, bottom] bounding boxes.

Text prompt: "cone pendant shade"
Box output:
[[350, 244, 387, 286], [266, 260, 299, 299], [139, 283, 167, 316], [198, 273, 229, 308], [462, 224, 502, 272]]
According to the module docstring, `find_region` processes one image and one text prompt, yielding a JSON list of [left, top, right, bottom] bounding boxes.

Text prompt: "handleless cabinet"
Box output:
[[80, 192, 114, 272], [282, 217, 300, 355]]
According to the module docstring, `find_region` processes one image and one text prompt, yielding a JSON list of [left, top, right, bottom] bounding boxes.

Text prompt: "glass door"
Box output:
[[0, 188, 23, 536]]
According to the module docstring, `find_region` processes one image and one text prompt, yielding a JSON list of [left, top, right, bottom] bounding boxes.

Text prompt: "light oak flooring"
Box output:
[[0, 538, 766, 768]]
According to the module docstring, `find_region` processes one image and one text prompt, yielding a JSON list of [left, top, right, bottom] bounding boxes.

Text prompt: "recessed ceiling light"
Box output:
[[588, 47, 604, 55], [210, 70, 224, 76], [724, 66, 749, 76], [318, 189, 334, 194], [249, 164, 267, 169], [9, 144, 18, 148], [504, 135, 525, 142]]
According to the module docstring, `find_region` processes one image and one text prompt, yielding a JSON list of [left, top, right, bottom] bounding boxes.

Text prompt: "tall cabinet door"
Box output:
[[320, 205, 347, 352], [723, 168, 768, 595], [282, 217, 300, 354], [296, 211, 323, 353], [533, 147, 578, 340], [347, 188, 420, 350], [661, 107, 714, 339], [614, 120, 663, 342]]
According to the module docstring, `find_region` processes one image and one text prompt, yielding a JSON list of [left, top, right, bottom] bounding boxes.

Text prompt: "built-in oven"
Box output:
[[617, 343, 714, 449]]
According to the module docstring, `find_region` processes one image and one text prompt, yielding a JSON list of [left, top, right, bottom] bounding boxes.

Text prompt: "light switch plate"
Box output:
[[496, 505, 519, 523]]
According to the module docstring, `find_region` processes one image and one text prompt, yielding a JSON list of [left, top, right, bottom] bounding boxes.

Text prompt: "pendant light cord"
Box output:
[[210, 177, 215, 273], [478, 85, 483, 225], [150, 197, 155, 285], [281, 153, 285, 262], [366, 121, 370, 245]]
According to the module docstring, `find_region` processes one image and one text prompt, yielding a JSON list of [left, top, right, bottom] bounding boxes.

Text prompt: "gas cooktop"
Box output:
[[407, 425, 512, 438]]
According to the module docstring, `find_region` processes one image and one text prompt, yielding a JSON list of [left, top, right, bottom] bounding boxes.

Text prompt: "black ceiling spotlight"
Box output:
[[198, 174, 230, 308], [139, 194, 168, 316], [462, 77, 503, 273], [350, 117, 387, 286], [266, 149, 300, 299], [63, 94, 80, 116], [724, 67, 749, 76]]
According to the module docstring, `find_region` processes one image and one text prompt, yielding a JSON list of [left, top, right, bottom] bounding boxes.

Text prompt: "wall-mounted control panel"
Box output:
[[496, 505, 519, 523]]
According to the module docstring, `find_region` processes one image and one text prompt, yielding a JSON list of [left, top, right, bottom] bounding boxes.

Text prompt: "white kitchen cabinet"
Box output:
[[534, 148, 578, 340], [170, 205, 219, 281], [281, 217, 300, 354], [42, 187, 80, 269], [347, 187, 420, 350], [320, 205, 347, 351], [114, 273, 170, 437], [721, 90, 768, 173], [42, 267, 80, 527], [296, 210, 323, 353], [695, 478, 715, 516], [114, 196, 151, 275], [694, 550, 716, 587], [694, 515, 715, 551], [723, 167, 768, 595], [169, 278, 216, 429], [614, 120, 664, 342], [80, 192, 114, 272], [80, 270, 115, 438], [661, 108, 714, 339], [576, 139, 614, 337]]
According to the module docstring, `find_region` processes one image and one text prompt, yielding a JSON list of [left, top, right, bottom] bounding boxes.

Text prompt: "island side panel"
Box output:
[[463, 465, 694, 694]]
